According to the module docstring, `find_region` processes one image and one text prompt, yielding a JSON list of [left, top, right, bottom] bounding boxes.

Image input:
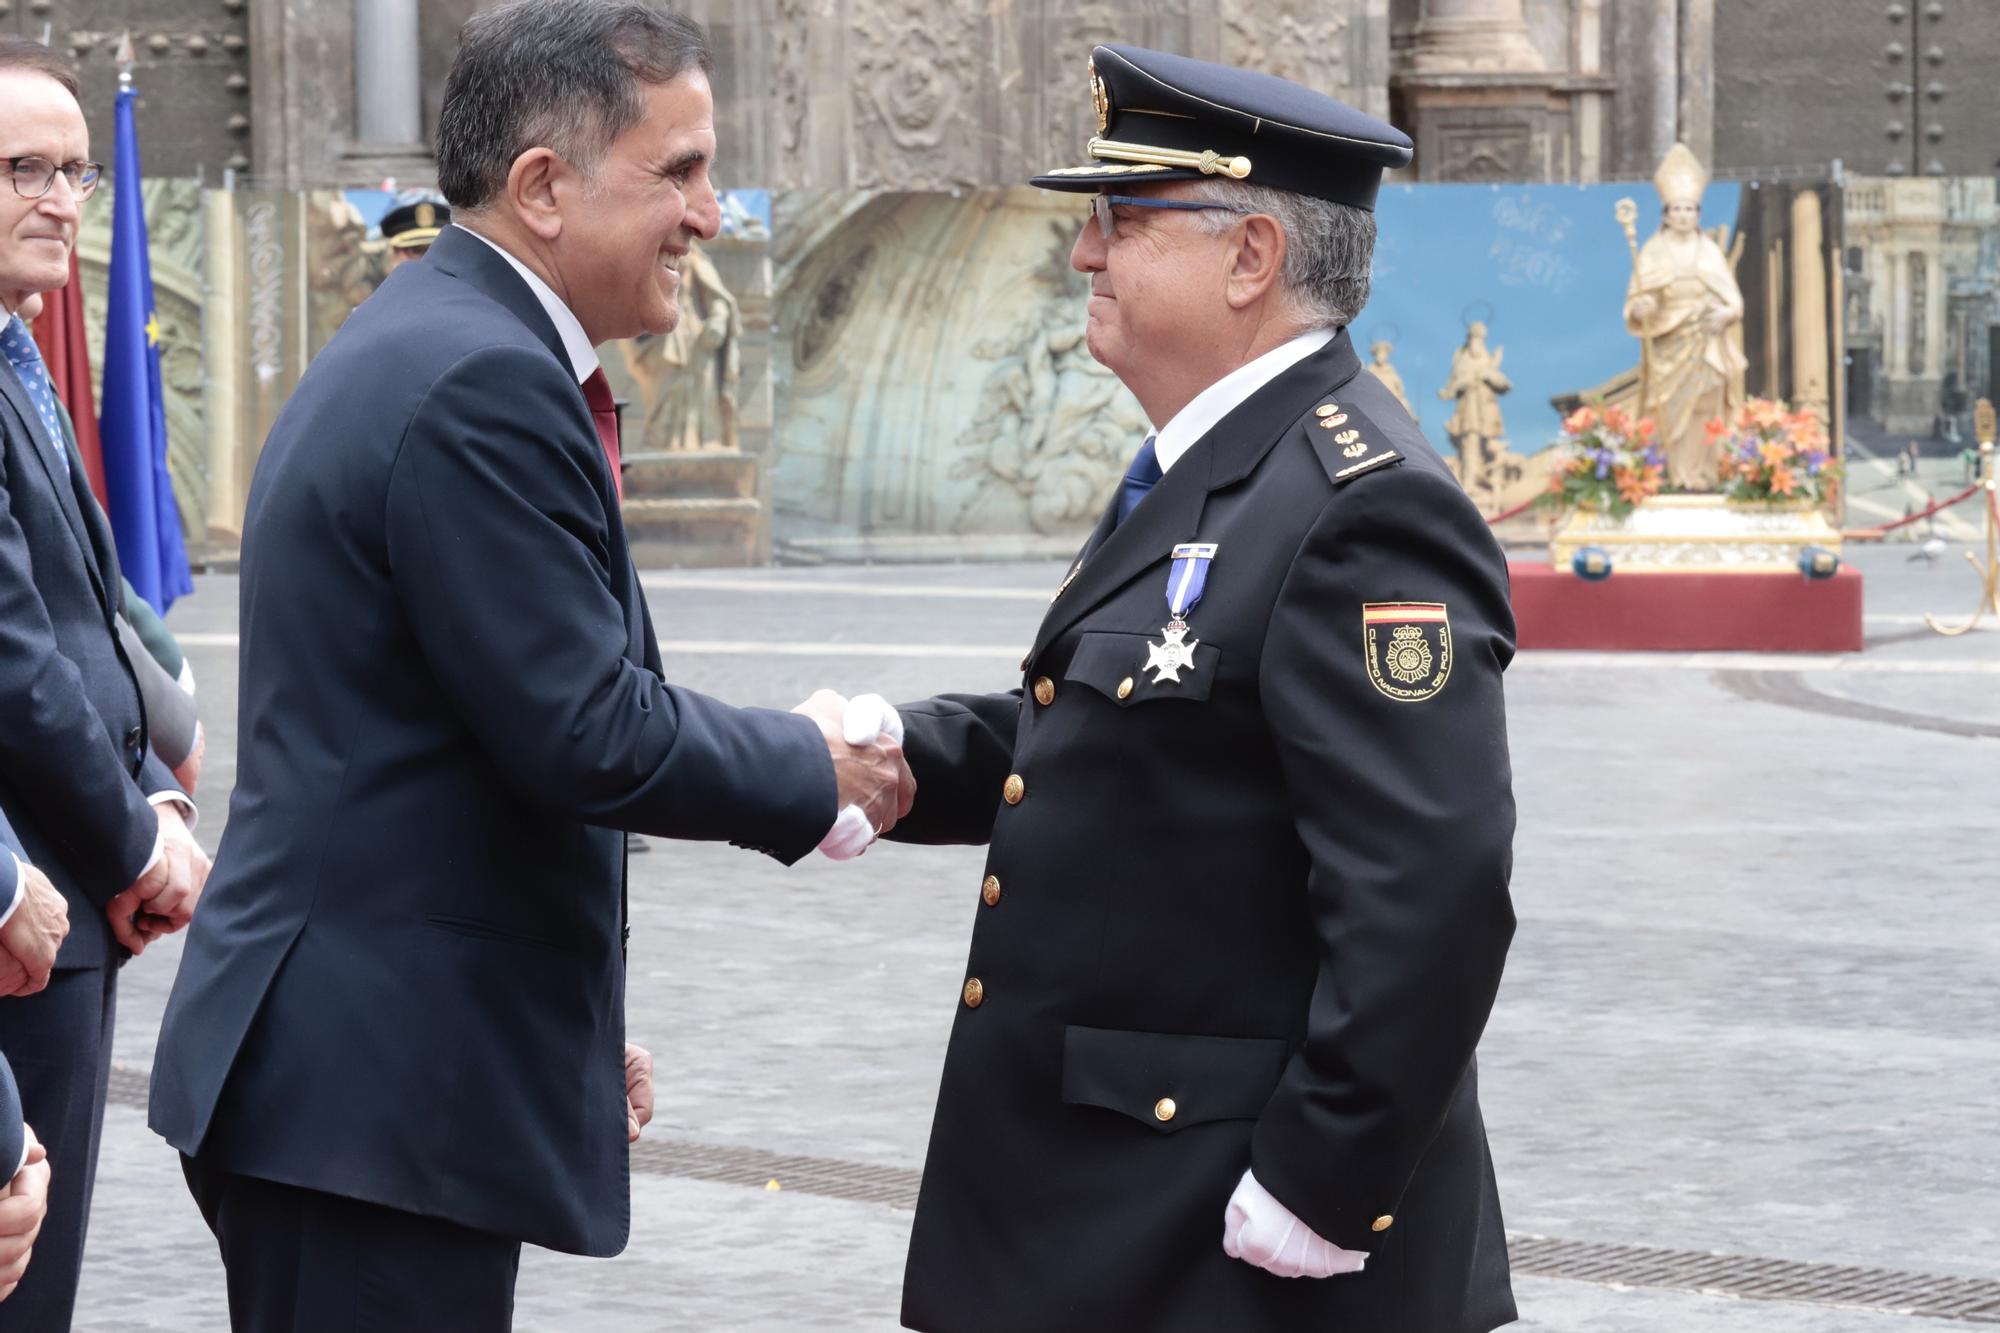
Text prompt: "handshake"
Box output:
[[791, 690, 915, 859]]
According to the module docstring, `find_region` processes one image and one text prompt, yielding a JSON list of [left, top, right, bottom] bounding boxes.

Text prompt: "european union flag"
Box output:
[[100, 79, 192, 615]]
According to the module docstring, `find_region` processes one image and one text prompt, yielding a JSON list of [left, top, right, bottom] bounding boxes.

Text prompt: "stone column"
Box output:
[[1408, 0, 1544, 75], [1676, 0, 1715, 169], [354, 0, 422, 145], [1789, 189, 1830, 421], [201, 188, 244, 548], [1646, 0, 1679, 170], [1393, 0, 1584, 181]]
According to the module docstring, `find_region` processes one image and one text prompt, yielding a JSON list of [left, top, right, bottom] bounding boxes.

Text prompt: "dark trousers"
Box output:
[[0, 964, 115, 1332], [181, 1154, 523, 1332]]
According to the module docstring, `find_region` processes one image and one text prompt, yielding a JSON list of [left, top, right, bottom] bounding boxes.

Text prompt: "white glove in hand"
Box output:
[[1222, 1169, 1368, 1279], [817, 694, 904, 861]]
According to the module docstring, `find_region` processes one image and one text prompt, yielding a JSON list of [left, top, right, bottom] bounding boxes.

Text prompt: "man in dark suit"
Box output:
[[875, 46, 1518, 1333], [150, 3, 909, 1326], [0, 39, 207, 1330], [0, 800, 68, 998], [0, 806, 54, 1306]]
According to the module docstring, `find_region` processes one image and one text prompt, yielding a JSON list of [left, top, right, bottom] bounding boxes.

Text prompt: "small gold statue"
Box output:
[[1619, 144, 1747, 491]]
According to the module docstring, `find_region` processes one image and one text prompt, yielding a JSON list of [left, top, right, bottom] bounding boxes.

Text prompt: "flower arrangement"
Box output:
[[1708, 400, 1841, 505], [1538, 404, 1665, 518]]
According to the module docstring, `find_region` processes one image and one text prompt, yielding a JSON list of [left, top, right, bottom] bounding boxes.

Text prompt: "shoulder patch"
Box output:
[[1302, 398, 1402, 487]]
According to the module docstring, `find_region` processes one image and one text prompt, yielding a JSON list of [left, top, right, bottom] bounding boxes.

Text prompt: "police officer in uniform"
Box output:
[[378, 197, 449, 268], [881, 44, 1518, 1333]]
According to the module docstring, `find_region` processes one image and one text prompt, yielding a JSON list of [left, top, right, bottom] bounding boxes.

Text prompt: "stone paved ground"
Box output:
[[69, 538, 2000, 1331]]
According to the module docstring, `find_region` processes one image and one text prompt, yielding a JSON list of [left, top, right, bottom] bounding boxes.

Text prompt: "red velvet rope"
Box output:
[[1483, 496, 1544, 526], [1840, 482, 1984, 540]]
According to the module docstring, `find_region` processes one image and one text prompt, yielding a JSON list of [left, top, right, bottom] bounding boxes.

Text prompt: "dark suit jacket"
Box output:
[[889, 332, 1518, 1333], [149, 226, 836, 1257], [0, 346, 179, 969]]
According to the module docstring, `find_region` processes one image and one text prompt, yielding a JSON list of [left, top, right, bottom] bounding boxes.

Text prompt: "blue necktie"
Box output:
[[1116, 435, 1162, 526], [1, 316, 69, 476]]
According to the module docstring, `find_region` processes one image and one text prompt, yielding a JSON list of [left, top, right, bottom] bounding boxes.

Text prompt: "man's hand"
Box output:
[[105, 803, 210, 956], [1222, 1169, 1367, 1280], [173, 722, 205, 798], [793, 690, 916, 839], [624, 1043, 654, 1144], [0, 1126, 50, 1301], [0, 861, 69, 997]]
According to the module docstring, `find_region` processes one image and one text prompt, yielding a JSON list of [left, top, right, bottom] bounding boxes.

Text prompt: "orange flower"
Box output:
[[1603, 406, 1632, 436], [1705, 417, 1729, 440], [1563, 405, 1599, 435], [1636, 417, 1657, 440], [1546, 471, 1568, 494], [1768, 464, 1798, 495], [1615, 467, 1654, 505], [1759, 441, 1791, 469]]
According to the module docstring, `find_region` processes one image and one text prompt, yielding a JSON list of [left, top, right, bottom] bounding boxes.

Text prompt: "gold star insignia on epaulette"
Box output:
[[1314, 403, 1341, 417], [1316, 413, 1350, 429], [1343, 441, 1367, 458]]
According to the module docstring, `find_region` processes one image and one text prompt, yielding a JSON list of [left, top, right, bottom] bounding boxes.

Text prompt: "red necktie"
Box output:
[[582, 368, 624, 501]]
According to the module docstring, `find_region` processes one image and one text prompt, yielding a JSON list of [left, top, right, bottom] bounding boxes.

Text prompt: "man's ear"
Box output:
[[1224, 213, 1287, 311], [504, 147, 568, 243]]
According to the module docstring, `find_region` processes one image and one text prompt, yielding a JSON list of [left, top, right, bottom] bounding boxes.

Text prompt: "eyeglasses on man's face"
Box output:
[[6, 156, 104, 202], [1090, 192, 1246, 239]]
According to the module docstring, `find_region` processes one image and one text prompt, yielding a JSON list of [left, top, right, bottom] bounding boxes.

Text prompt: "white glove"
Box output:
[[1222, 1169, 1368, 1279], [816, 694, 904, 861]]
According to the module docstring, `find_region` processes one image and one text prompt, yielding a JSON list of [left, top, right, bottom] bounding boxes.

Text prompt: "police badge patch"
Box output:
[[1362, 602, 1452, 702]]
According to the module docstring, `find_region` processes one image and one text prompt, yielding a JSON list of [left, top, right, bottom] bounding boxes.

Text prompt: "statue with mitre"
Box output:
[[1618, 143, 1747, 491]]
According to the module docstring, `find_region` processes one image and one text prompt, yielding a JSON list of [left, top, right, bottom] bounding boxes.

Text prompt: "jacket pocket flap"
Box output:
[[1061, 1025, 1288, 1134], [1063, 631, 1220, 706]]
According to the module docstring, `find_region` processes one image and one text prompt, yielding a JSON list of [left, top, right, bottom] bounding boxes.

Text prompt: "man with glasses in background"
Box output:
[[872, 44, 1520, 1332], [0, 36, 207, 1329]]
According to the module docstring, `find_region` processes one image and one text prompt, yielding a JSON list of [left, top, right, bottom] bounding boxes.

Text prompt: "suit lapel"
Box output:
[[0, 362, 111, 606], [423, 226, 573, 373], [1027, 330, 1366, 661], [1030, 445, 1206, 661]]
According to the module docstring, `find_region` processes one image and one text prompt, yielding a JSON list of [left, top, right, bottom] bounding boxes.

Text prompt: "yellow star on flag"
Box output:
[[144, 311, 161, 348]]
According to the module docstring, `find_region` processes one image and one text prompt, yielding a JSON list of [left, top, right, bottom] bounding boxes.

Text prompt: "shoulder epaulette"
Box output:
[[1302, 397, 1402, 487]]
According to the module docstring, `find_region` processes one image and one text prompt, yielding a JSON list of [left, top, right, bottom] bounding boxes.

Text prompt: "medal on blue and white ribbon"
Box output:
[[1146, 542, 1216, 684]]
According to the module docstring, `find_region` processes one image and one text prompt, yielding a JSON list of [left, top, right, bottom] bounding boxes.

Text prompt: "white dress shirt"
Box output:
[[1151, 327, 1335, 474], [454, 225, 600, 385]]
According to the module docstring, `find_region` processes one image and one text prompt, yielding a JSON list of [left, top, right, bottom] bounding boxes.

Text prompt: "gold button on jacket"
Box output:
[[1116, 676, 1134, 700], [1152, 1097, 1177, 1122], [981, 875, 1002, 906], [962, 977, 985, 1008], [1002, 774, 1025, 804], [1033, 677, 1056, 706], [1371, 1215, 1394, 1232]]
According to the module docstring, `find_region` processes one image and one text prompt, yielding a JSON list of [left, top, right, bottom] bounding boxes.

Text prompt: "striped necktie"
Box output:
[[1, 316, 69, 475]]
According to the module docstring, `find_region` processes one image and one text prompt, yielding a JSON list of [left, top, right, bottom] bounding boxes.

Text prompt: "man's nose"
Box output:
[[1070, 216, 1106, 274], [684, 180, 722, 242], [39, 173, 84, 224]]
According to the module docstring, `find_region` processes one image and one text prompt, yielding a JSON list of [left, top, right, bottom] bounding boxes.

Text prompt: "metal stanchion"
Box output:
[[1926, 398, 2000, 637]]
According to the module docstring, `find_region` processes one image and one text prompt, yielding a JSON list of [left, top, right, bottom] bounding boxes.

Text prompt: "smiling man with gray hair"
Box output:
[[149, 2, 910, 1326], [871, 43, 1520, 1332]]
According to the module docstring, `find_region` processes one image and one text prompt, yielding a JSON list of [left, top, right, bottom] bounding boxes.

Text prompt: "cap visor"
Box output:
[[1029, 162, 1203, 192]]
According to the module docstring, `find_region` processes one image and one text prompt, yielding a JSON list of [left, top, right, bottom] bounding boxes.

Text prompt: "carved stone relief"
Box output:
[[850, 0, 984, 190], [1223, 8, 1352, 103]]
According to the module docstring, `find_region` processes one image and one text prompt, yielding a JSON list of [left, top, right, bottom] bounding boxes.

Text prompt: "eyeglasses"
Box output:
[[7, 156, 103, 202], [1091, 193, 1246, 239]]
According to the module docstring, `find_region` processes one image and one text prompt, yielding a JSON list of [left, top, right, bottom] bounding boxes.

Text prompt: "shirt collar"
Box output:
[[1152, 327, 1336, 474], [453, 224, 600, 385]]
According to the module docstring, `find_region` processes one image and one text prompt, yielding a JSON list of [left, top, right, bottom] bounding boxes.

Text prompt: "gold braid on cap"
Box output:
[[1086, 137, 1251, 179]]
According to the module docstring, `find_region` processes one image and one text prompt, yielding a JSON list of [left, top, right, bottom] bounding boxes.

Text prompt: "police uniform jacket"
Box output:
[[890, 329, 1518, 1332]]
